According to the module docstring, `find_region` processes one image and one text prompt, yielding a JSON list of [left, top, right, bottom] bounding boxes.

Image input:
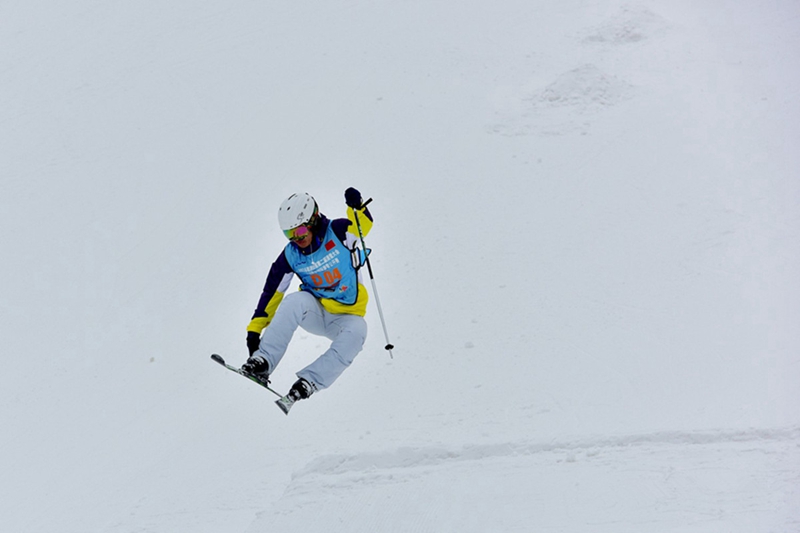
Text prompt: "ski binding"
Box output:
[[210, 353, 282, 398]]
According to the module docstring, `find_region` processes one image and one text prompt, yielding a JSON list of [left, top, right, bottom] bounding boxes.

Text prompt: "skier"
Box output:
[[242, 188, 372, 410]]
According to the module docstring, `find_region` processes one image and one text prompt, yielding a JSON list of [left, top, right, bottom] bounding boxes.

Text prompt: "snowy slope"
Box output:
[[1, 1, 799, 532]]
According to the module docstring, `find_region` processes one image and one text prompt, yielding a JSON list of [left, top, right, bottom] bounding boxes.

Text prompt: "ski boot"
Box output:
[[276, 378, 315, 415], [241, 355, 270, 385]]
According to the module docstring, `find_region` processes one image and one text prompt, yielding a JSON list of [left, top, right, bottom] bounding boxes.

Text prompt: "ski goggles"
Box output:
[[284, 224, 312, 242]]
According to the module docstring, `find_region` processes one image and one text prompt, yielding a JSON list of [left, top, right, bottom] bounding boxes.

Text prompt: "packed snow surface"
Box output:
[[2, 1, 799, 532]]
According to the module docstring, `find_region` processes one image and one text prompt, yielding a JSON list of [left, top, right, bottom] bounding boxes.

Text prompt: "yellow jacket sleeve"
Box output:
[[347, 206, 373, 238], [246, 291, 284, 334]]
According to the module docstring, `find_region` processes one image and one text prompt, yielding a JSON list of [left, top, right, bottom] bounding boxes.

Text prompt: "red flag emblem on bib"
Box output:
[[325, 240, 335, 251]]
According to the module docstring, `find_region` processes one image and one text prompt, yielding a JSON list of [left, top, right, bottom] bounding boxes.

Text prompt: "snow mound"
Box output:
[[532, 64, 634, 111], [293, 426, 800, 478], [249, 427, 800, 533], [582, 4, 670, 45], [489, 64, 634, 136]]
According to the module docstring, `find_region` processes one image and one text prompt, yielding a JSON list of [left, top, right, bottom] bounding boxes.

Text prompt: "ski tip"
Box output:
[[275, 397, 294, 415], [211, 353, 225, 365]]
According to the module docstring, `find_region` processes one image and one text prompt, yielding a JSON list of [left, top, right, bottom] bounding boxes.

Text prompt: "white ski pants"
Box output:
[[255, 291, 367, 391]]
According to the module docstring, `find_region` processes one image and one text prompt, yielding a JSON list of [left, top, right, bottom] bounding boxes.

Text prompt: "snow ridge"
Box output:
[[294, 426, 800, 479], [254, 426, 800, 532]]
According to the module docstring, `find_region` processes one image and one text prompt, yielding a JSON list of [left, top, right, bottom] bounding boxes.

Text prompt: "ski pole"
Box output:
[[353, 198, 394, 358]]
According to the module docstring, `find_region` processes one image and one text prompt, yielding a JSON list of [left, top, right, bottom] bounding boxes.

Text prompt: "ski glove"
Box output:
[[246, 332, 261, 356], [344, 187, 363, 209]]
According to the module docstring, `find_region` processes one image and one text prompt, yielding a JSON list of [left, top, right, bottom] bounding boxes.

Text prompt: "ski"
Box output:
[[210, 354, 283, 398]]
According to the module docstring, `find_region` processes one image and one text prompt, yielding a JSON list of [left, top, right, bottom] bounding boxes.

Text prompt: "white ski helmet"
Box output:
[[278, 193, 319, 231]]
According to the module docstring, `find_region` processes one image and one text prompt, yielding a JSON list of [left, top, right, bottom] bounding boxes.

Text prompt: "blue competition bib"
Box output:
[[284, 224, 359, 305]]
